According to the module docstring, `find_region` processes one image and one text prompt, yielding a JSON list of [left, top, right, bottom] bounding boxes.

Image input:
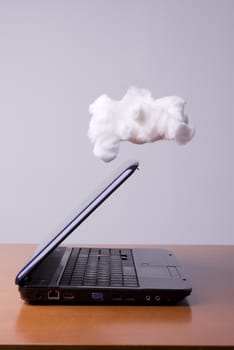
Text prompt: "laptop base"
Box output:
[[18, 246, 192, 305]]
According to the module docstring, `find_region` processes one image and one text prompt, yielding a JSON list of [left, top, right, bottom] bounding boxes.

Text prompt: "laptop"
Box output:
[[15, 160, 192, 305]]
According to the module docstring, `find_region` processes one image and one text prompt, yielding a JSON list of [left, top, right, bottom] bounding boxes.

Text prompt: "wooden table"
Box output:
[[1, 244, 234, 349]]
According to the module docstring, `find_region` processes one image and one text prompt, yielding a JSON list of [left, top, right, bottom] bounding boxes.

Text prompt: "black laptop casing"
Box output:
[[17, 246, 191, 305], [16, 160, 192, 305]]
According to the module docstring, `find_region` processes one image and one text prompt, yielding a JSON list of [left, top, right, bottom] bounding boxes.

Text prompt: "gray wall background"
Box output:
[[0, 0, 233, 245]]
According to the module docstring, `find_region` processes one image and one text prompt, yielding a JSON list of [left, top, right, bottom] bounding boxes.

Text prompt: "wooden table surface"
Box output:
[[1, 244, 234, 349]]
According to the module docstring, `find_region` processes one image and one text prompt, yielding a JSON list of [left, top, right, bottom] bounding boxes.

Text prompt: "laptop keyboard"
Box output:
[[59, 248, 139, 287]]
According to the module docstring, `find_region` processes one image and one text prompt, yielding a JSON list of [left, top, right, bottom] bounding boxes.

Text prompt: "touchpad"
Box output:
[[140, 264, 171, 278]]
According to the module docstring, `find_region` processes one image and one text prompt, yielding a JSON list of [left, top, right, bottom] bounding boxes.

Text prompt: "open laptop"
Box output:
[[15, 160, 192, 305]]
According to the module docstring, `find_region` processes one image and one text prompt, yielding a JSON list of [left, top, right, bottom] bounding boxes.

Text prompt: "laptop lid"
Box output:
[[15, 160, 139, 285]]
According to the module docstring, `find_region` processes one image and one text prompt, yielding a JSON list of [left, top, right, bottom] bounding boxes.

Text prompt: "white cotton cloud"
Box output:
[[88, 87, 195, 162]]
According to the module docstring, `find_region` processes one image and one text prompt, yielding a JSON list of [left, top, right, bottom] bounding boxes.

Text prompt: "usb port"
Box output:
[[63, 293, 75, 300], [48, 290, 60, 300], [112, 294, 122, 302], [124, 295, 135, 302]]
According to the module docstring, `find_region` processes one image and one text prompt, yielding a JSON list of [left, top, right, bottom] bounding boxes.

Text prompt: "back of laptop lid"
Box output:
[[15, 160, 139, 284]]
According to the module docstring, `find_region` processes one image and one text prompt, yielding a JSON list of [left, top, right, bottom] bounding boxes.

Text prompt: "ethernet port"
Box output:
[[48, 289, 60, 300]]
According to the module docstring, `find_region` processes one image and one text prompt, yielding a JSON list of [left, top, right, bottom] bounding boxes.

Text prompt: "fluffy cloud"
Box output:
[[88, 87, 195, 162]]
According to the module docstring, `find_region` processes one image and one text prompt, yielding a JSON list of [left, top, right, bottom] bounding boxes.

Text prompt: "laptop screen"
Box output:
[[15, 160, 139, 284]]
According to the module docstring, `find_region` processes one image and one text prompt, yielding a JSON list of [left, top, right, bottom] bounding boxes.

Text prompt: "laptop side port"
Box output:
[[123, 295, 135, 302], [112, 294, 122, 302], [48, 289, 60, 300], [91, 292, 104, 301], [63, 293, 75, 301], [35, 293, 42, 300]]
